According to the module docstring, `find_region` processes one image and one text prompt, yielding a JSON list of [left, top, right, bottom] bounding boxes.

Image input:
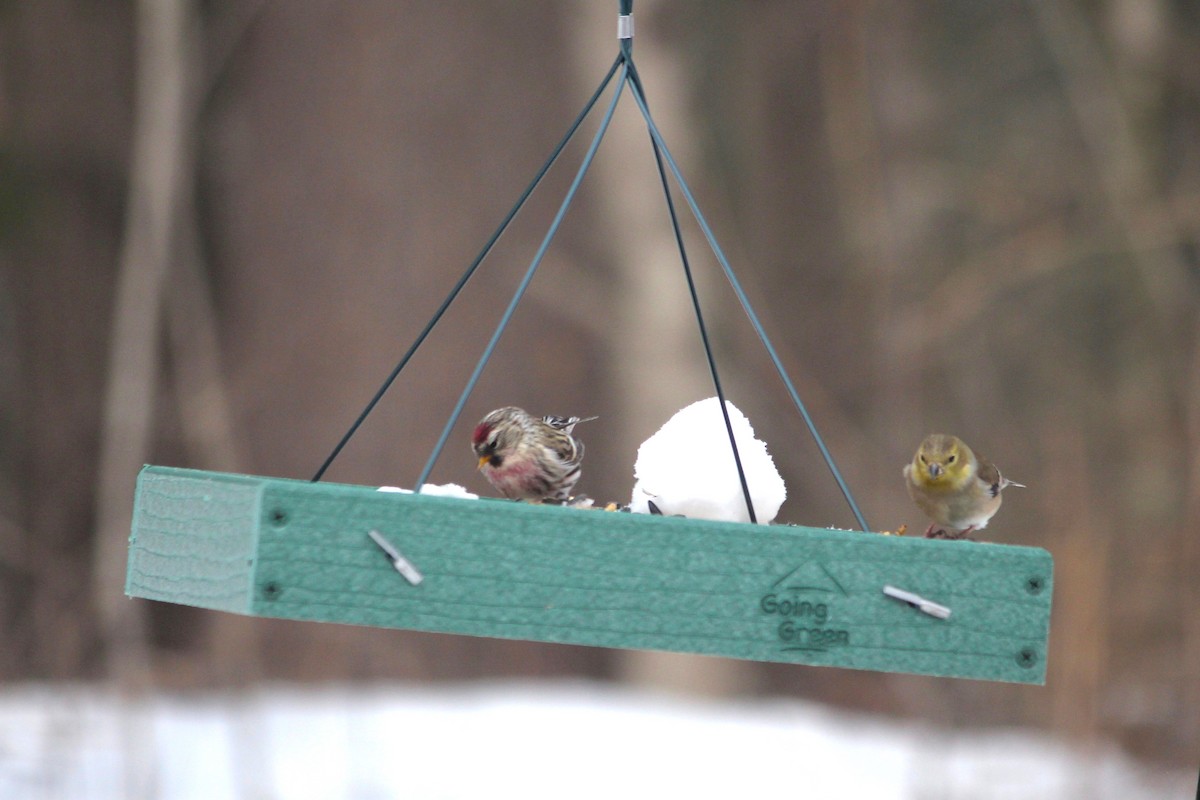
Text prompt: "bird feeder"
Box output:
[[126, 3, 1053, 685]]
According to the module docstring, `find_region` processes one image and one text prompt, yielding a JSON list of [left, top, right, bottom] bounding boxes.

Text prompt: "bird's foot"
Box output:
[[925, 525, 976, 541], [955, 525, 977, 541]]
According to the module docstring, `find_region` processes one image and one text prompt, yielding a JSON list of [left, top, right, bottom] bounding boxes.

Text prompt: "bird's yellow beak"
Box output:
[[477, 455, 489, 470]]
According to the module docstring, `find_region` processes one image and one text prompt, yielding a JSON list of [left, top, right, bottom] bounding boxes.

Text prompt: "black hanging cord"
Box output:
[[310, 54, 624, 482], [623, 51, 870, 532], [624, 56, 758, 524]]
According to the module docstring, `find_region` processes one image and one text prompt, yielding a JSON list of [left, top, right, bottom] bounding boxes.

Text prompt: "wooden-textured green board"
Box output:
[[127, 465, 1053, 683]]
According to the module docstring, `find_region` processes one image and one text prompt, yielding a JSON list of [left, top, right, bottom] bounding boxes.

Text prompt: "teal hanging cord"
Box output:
[[624, 57, 871, 533], [624, 61, 758, 524], [310, 54, 624, 482], [413, 63, 629, 491], [619, 0, 633, 58]]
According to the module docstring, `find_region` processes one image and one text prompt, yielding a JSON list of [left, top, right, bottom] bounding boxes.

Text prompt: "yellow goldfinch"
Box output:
[[903, 434, 1024, 539]]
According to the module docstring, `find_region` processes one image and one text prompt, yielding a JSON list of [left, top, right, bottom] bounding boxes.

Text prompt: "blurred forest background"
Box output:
[[1, 0, 1198, 773]]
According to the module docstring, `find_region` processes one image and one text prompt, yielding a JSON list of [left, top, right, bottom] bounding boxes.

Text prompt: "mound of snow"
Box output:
[[630, 398, 786, 524]]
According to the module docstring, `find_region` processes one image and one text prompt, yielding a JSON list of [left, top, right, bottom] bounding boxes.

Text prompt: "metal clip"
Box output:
[[883, 585, 950, 619], [618, 14, 634, 40], [368, 530, 423, 586]]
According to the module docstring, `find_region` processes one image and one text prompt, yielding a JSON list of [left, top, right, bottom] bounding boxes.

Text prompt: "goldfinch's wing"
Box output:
[[976, 458, 1005, 498]]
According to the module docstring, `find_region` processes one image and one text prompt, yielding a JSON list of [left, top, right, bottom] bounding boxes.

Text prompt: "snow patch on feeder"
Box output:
[[630, 398, 786, 524], [377, 484, 479, 499]]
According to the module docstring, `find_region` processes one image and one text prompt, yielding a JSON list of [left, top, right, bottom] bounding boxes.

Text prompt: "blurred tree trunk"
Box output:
[[4, 2, 135, 680], [93, 5, 197, 798], [95, 0, 196, 686], [1042, 416, 1108, 742]]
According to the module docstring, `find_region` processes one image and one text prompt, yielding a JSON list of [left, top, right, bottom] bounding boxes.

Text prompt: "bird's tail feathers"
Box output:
[[543, 414, 598, 434]]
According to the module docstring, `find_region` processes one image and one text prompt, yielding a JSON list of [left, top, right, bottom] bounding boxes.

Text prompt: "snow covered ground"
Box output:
[[0, 681, 1190, 800]]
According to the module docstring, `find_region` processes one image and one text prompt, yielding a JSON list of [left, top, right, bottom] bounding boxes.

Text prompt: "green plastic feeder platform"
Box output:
[[126, 466, 1052, 684]]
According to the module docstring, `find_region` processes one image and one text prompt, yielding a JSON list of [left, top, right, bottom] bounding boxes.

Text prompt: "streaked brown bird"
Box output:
[[471, 406, 595, 503]]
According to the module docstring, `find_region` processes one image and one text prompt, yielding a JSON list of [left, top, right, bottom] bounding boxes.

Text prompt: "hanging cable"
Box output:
[[624, 57, 871, 532], [310, 54, 624, 482], [625, 59, 758, 523], [412, 63, 629, 491]]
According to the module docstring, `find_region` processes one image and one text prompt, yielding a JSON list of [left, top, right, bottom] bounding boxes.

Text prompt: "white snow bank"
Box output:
[[0, 682, 1187, 800], [631, 398, 786, 523]]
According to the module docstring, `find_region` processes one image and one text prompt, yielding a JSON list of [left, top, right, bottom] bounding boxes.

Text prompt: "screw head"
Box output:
[[268, 508, 289, 527], [1016, 647, 1038, 668], [1024, 575, 1045, 595], [262, 581, 283, 600]]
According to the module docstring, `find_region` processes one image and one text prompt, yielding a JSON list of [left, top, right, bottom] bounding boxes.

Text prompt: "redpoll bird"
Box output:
[[471, 406, 596, 503]]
